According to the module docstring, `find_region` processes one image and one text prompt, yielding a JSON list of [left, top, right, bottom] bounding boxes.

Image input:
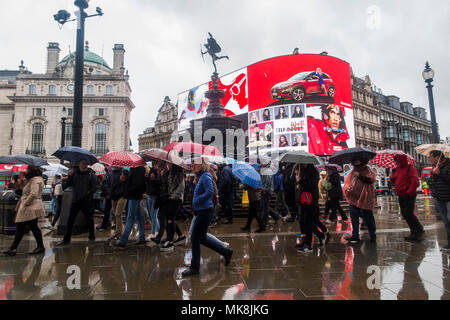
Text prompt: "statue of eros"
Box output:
[[201, 32, 229, 73]]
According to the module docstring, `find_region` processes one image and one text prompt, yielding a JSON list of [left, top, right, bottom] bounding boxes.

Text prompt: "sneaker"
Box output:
[[174, 235, 187, 246], [182, 268, 199, 277], [223, 242, 230, 248], [112, 241, 126, 250], [297, 244, 313, 253], [150, 237, 161, 246], [2, 249, 17, 256], [344, 236, 360, 244], [160, 242, 174, 252], [224, 249, 233, 266], [42, 225, 54, 230]]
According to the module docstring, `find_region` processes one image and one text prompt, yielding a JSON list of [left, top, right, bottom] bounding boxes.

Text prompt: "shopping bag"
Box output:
[[242, 190, 249, 208]]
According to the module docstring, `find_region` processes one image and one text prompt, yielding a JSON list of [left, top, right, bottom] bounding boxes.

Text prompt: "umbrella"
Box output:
[[141, 149, 188, 170], [53, 146, 98, 165], [279, 151, 324, 165], [0, 164, 28, 173], [232, 162, 263, 189], [315, 163, 343, 172], [99, 151, 146, 168], [329, 147, 376, 165], [42, 163, 68, 176], [370, 150, 415, 169], [89, 163, 106, 175], [416, 144, 450, 158], [0, 154, 48, 166], [165, 142, 223, 157]]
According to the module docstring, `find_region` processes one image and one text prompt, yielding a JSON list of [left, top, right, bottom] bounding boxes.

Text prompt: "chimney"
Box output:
[[113, 44, 125, 74], [46, 42, 60, 74]]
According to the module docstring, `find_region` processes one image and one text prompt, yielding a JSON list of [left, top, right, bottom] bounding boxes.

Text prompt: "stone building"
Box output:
[[0, 42, 135, 162], [138, 96, 177, 151]]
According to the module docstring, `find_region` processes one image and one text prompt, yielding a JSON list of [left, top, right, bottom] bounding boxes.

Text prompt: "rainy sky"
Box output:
[[1, 0, 449, 148]]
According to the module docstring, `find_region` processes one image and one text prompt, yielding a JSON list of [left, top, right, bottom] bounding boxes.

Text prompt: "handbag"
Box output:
[[300, 192, 313, 205], [241, 190, 249, 208]]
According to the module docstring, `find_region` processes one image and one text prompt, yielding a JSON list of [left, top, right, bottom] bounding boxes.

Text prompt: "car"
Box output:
[[376, 186, 390, 196], [271, 71, 335, 102]]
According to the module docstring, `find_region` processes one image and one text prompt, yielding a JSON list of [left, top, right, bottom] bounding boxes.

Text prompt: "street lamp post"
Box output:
[[60, 107, 68, 164], [422, 61, 440, 143], [54, 1, 103, 148], [254, 126, 261, 164]]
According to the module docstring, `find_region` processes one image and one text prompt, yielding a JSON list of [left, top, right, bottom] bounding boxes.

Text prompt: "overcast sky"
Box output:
[[1, 0, 449, 148]]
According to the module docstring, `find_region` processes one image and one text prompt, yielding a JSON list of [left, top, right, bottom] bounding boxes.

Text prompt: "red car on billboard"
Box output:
[[271, 71, 335, 102]]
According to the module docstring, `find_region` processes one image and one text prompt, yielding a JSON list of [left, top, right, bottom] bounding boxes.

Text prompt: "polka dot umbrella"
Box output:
[[99, 151, 146, 168], [370, 149, 415, 169]]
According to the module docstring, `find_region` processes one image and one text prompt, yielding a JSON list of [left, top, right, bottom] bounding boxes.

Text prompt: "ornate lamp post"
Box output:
[[422, 62, 440, 143], [54, 1, 103, 148], [254, 126, 261, 163], [60, 107, 68, 164]]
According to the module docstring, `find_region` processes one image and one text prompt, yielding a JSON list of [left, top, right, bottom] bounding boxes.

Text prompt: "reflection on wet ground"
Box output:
[[0, 195, 448, 300]]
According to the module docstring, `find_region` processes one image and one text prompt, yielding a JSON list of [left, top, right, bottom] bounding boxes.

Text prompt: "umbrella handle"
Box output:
[[436, 153, 442, 168]]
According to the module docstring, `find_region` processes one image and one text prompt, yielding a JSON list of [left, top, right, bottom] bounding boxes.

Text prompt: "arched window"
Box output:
[[65, 123, 73, 147], [87, 85, 94, 95], [29, 84, 37, 95], [106, 85, 113, 95], [95, 123, 107, 155], [31, 123, 44, 154], [49, 85, 56, 95]]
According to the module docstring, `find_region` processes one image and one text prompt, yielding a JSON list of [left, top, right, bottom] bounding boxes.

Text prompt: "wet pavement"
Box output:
[[0, 195, 448, 300]]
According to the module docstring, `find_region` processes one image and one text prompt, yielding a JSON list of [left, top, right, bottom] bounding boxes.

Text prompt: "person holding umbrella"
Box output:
[[326, 166, 348, 222], [3, 166, 46, 256], [56, 159, 98, 246], [342, 154, 377, 244]]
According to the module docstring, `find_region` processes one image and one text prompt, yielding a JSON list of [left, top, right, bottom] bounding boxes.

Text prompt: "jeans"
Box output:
[[190, 209, 230, 270], [398, 194, 423, 234], [189, 215, 226, 247], [349, 205, 376, 239], [436, 200, 450, 244], [100, 198, 112, 227], [50, 195, 63, 227], [147, 195, 160, 234], [64, 200, 95, 242], [10, 218, 43, 250], [119, 199, 145, 244], [49, 197, 56, 214]]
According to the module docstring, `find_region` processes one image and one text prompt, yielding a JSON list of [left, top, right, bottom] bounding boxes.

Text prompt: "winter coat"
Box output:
[[63, 168, 97, 203], [328, 172, 344, 199], [124, 166, 146, 200], [146, 168, 161, 197], [274, 170, 284, 192], [218, 166, 234, 193], [390, 154, 419, 197], [343, 165, 376, 211], [192, 170, 214, 212], [168, 171, 185, 201], [431, 158, 450, 202], [110, 169, 128, 201], [15, 176, 45, 223], [299, 165, 320, 207]]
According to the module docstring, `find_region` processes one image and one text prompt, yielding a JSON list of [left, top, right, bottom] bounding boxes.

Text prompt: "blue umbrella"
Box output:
[[0, 154, 48, 166], [53, 146, 98, 165], [232, 162, 263, 189]]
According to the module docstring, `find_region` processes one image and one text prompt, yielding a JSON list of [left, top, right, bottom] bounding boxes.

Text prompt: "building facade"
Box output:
[[0, 42, 135, 162], [138, 96, 177, 151]]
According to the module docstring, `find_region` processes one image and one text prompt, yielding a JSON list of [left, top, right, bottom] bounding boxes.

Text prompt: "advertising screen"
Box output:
[[177, 54, 354, 156]]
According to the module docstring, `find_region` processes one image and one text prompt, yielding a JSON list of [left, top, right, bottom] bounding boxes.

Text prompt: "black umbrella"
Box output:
[[53, 146, 98, 165], [0, 154, 48, 166], [329, 147, 376, 165]]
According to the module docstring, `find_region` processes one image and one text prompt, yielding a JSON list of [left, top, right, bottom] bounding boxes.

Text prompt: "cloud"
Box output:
[[1, 0, 448, 149]]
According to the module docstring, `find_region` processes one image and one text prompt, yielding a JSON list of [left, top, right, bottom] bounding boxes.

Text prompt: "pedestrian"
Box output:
[[274, 169, 291, 218], [218, 164, 234, 224], [112, 166, 147, 249], [43, 174, 64, 230], [3, 166, 45, 256], [97, 170, 112, 231], [46, 177, 58, 218], [241, 181, 265, 232], [260, 161, 281, 225], [297, 164, 327, 253], [326, 166, 348, 222], [146, 162, 161, 237], [428, 150, 450, 250], [108, 167, 128, 241], [56, 159, 98, 246], [389, 154, 424, 241], [318, 171, 328, 207], [283, 164, 296, 222], [343, 155, 377, 244], [182, 157, 233, 277]]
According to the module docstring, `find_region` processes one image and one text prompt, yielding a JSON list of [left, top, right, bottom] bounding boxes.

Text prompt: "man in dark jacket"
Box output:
[[326, 167, 348, 222], [57, 159, 98, 246], [218, 165, 234, 224], [113, 166, 147, 249], [390, 154, 423, 241], [429, 150, 450, 250], [108, 167, 129, 241]]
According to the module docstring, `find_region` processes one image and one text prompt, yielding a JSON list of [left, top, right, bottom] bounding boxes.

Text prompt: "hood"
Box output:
[[272, 80, 298, 89], [394, 154, 408, 168]]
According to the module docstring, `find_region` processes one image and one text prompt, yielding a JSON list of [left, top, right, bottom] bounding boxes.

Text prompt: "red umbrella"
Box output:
[[370, 150, 416, 169], [99, 152, 146, 168], [0, 164, 28, 173], [165, 142, 222, 157], [142, 149, 189, 170]]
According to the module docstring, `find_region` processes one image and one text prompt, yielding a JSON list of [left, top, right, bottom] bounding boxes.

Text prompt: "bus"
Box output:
[[421, 167, 433, 182]]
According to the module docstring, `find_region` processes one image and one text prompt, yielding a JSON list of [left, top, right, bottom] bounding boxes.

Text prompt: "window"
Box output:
[[29, 84, 36, 95], [49, 85, 56, 95], [9, 146, 12, 155], [106, 85, 113, 95], [31, 123, 44, 154], [417, 133, 423, 145], [11, 114, 14, 122], [68, 108, 73, 116], [97, 108, 105, 116], [387, 126, 395, 138], [87, 85, 94, 95], [33, 108, 44, 117], [403, 130, 409, 142], [10, 128, 13, 139], [95, 123, 107, 155], [65, 123, 72, 147]]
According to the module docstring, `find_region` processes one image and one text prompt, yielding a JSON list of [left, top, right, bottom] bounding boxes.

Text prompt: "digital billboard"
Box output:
[[177, 54, 354, 156]]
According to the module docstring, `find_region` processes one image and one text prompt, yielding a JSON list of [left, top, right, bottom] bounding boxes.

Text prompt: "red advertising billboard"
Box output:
[[177, 54, 354, 156]]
